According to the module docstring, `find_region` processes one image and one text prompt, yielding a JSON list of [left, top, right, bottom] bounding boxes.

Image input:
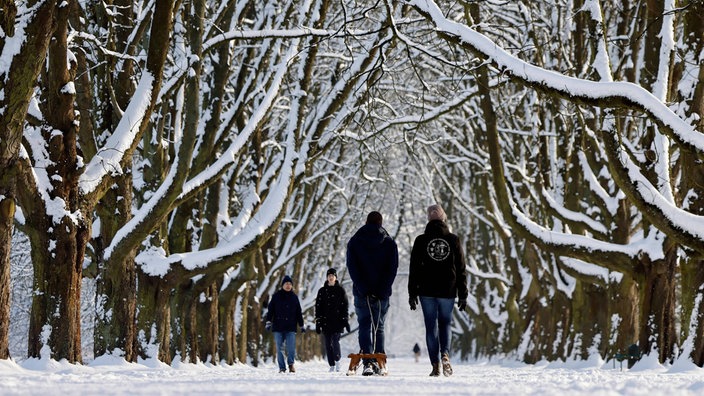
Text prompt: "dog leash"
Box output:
[[366, 295, 382, 353]]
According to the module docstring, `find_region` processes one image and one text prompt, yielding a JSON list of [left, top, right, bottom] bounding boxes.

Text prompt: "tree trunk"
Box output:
[[609, 275, 640, 355], [197, 282, 220, 364], [0, 195, 13, 359], [677, 1, 704, 366], [238, 283, 251, 364], [25, 1, 85, 362], [93, 171, 137, 360], [570, 280, 608, 359], [135, 272, 174, 363], [91, 0, 140, 361], [681, 259, 704, 365], [27, 217, 85, 362], [637, 250, 678, 362], [219, 281, 242, 365], [0, 0, 58, 360]]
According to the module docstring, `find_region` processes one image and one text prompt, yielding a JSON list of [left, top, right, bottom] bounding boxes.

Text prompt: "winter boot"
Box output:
[[429, 362, 440, 377], [441, 353, 453, 376], [362, 362, 375, 376], [288, 364, 296, 373], [329, 365, 335, 372], [335, 361, 341, 372]]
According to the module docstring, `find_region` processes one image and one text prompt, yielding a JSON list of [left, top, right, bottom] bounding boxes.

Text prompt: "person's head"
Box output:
[[326, 268, 337, 285], [281, 275, 293, 291], [427, 204, 447, 222], [366, 211, 383, 226]]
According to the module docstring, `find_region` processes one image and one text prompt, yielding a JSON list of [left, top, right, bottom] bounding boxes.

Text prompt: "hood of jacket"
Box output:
[[424, 219, 450, 236], [353, 223, 391, 245]]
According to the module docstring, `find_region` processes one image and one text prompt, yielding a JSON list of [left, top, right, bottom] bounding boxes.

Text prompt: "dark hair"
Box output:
[[366, 211, 383, 225]]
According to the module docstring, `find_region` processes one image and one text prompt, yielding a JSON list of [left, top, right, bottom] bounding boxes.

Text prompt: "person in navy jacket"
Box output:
[[346, 211, 398, 375], [266, 275, 305, 373], [315, 267, 350, 372]]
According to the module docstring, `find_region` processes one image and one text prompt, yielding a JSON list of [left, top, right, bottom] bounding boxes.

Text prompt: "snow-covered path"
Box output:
[[3, 355, 704, 395]]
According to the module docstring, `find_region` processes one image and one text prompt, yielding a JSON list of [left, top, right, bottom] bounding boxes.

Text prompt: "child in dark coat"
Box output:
[[266, 275, 305, 373], [315, 268, 350, 372]]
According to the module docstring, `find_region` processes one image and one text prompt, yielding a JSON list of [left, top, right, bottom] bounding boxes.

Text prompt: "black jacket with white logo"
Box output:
[[408, 219, 468, 300]]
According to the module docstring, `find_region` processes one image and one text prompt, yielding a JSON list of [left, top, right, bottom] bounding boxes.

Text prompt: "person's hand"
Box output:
[[301, 326, 306, 334], [345, 321, 351, 333], [409, 295, 418, 310], [265, 321, 272, 332], [315, 321, 322, 334], [457, 299, 467, 312]]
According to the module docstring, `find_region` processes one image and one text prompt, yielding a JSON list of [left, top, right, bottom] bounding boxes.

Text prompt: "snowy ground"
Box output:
[[3, 354, 704, 395]]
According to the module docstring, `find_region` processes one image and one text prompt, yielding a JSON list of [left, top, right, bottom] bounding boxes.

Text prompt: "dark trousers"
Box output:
[[354, 294, 390, 363], [323, 332, 341, 366]]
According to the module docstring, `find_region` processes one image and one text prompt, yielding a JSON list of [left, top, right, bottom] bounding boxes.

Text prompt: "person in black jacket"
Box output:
[[315, 268, 350, 372], [266, 275, 305, 373], [346, 211, 399, 376], [408, 204, 468, 377]]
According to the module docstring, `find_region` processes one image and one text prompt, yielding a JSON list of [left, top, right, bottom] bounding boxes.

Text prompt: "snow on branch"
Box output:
[[135, 42, 302, 277], [135, 123, 299, 277], [540, 189, 609, 237], [596, 123, 704, 253], [202, 28, 340, 53], [509, 197, 657, 275], [177, 43, 299, 203], [79, 72, 155, 196], [406, 0, 704, 154]]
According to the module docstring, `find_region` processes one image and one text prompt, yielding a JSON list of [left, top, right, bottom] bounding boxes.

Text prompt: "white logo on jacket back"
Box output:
[[427, 238, 450, 261]]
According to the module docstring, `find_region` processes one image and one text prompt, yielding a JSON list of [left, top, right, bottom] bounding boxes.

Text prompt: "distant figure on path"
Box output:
[[413, 343, 421, 363], [346, 211, 399, 376], [408, 204, 468, 377], [315, 267, 351, 372], [266, 275, 305, 373]]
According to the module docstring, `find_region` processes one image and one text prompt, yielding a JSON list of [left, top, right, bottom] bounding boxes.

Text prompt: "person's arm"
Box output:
[[315, 289, 323, 333], [314, 288, 322, 321], [265, 293, 276, 322], [346, 239, 367, 296], [389, 239, 399, 284], [408, 237, 421, 298], [382, 237, 399, 296], [340, 287, 349, 322], [296, 297, 304, 329], [454, 235, 469, 303]]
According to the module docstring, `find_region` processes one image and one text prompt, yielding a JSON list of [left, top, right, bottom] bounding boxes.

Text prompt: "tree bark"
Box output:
[[676, 0, 704, 366], [94, 177, 137, 360], [636, 250, 678, 361], [23, 1, 85, 362], [0, 0, 58, 361], [135, 272, 174, 362], [0, 195, 13, 359]]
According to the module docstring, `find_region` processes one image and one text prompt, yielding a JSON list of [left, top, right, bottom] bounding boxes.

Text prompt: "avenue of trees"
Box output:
[[1, 0, 703, 367]]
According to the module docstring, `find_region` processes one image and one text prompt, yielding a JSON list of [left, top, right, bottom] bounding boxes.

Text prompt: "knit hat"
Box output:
[[326, 268, 337, 277], [427, 204, 447, 222], [281, 275, 293, 286], [366, 211, 383, 225]]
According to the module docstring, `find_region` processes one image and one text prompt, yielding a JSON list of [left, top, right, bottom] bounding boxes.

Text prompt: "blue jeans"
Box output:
[[354, 294, 390, 360], [273, 331, 296, 370], [419, 296, 454, 364]]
